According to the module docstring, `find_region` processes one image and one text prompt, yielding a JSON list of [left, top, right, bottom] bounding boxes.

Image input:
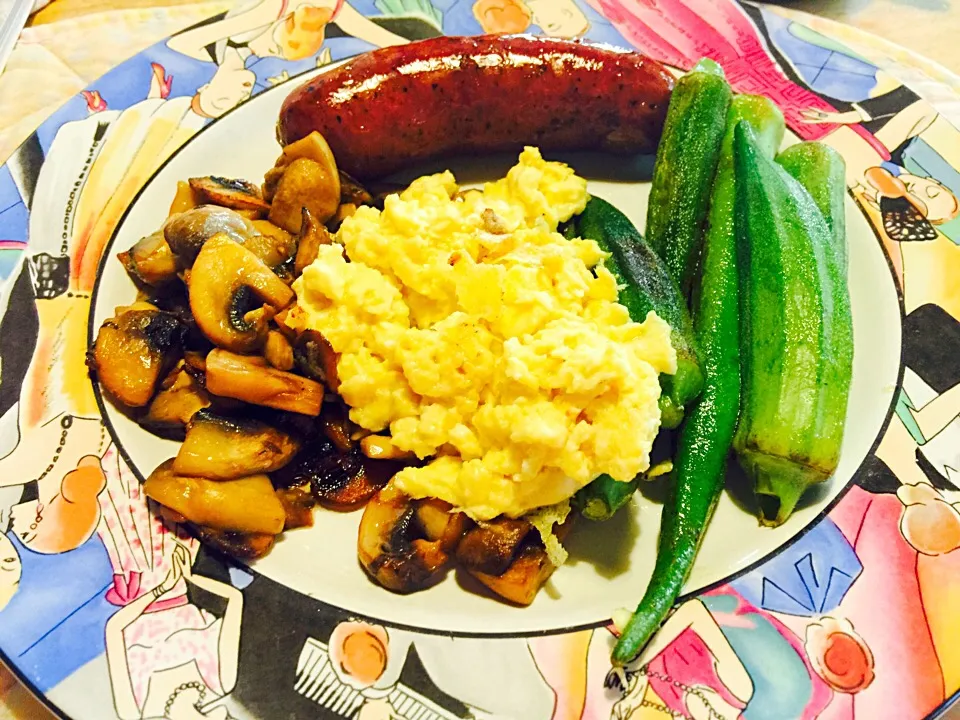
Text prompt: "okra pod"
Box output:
[[733, 127, 854, 527], [613, 98, 784, 664], [645, 58, 732, 296]]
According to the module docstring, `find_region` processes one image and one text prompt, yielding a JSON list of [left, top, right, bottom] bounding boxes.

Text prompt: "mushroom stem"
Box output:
[[205, 348, 324, 416], [189, 233, 294, 352], [144, 460, 285, 535], [174, 409, 301, 479]]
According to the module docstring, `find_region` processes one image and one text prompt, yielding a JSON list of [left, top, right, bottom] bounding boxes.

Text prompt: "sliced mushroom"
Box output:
[[205, 348, 323, 416], [339, 170, 374, 206], [113, 300, 160, 313], [118, 231, 178, 287], [357, 483, 455, 593], [268, 157, 340, 232], [320, 402, 354, 452], [254, 404, 325, 442], [271, 436, 387, 508], [294, 208, 333, 276], [147, 282, 213, 351], [184, 350, 207, 374], [173, 408, 301, 480], [89, 308, 185, 408], [234, 208, 267, 220], [262, 166, 285, 202], [415, 498, 471, 552], [360, 435, 414, 461], [273, 261, 296, 287], [144, 459, 285, 535], [264, 330, 294, 371], [249, 220, 298, 268], [141, 364, 211, 437], [467, 544, 559, 606], [164, 205, 258, 265], [455, 518, 536, 576], [273, 306, 297, 341], [169, 180, 201, 215], [293, 330, 339, 390], [189, 176, 270, 212], [463, 519, 573, 606], [266, 131, 339, 200], [189, 233, 294, 352], [276, 483, 316, 530], [190, 524, 276, 560]]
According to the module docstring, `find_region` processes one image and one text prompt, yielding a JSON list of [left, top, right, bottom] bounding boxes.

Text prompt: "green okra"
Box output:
[[570, 196, 703, 521], [645, 58, 732, 297], [733, 127, 854, 527], [613, 97, 785, 664]]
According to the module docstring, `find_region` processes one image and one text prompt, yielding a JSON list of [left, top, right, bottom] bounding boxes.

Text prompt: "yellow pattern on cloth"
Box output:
[[0, 1, 230, 164]]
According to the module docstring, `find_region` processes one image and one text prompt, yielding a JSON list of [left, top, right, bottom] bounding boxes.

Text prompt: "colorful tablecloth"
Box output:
[[2, 1, 960, 718]]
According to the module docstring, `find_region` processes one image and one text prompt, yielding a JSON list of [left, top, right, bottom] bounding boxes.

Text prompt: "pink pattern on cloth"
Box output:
[[124, 604, 225, 711], [106, 571, 141, 606], [703, 587, 833, 720], [645, 627, 746, 717], [97, 445, 196, 605], [584, 0, 889, 155], [825, 486, 945, 719]]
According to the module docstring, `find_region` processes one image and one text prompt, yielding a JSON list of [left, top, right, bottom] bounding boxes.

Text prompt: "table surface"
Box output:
[[2, 0, 960, 718]]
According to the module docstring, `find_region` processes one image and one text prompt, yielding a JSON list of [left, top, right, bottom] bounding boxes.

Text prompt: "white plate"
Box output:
[[91, 70, 901, 636]]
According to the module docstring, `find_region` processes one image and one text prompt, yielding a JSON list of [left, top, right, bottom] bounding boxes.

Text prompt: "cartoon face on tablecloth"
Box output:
[[1, 1, 960, 719]]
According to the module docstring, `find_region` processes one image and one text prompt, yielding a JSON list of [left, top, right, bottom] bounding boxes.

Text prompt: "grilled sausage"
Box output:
[[278, 34, 674, 181]]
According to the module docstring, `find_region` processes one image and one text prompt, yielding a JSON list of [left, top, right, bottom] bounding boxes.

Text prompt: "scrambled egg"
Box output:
[[289, 148, 675, 521]]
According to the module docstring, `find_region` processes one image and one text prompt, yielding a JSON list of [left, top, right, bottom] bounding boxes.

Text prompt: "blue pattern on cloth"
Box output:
[[0, 533, 115, 692], [703, 592, 819, 720], [901, 137, 960, 244], [759, 9, 878, 102], [729, 517, 862, 617], [882, 160, 903, 176], [0, 165, 27, 265]]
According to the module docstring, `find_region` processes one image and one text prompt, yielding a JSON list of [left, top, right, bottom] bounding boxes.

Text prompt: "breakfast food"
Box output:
[[90, 41, 856, 665], [564, 197, 701, 523], [644, 58, 732, 297], [91, 133, 676, 605], [731, 125, 854, 526], [611, 71, 852, 664], [567, 197, 702, 431], [278, 34, 675, 181], [613, 93, 787, 665], [286, 147, 675, 522]]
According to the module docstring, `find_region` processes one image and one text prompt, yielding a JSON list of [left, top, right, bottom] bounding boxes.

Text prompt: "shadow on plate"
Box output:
[[723, 454, 837, 521], [384, 151, 657, 188], [565, 501, 639, 579]]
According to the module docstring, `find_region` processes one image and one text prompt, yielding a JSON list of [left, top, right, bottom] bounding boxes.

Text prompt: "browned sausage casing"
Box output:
[[278, 34, 675, 181]]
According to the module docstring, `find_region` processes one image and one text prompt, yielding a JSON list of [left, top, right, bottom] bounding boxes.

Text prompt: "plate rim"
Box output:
[[86, 61, 905, 640]]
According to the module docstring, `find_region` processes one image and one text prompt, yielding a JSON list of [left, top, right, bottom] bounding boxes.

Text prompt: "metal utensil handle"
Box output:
[[0, 0, 32, 77]]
